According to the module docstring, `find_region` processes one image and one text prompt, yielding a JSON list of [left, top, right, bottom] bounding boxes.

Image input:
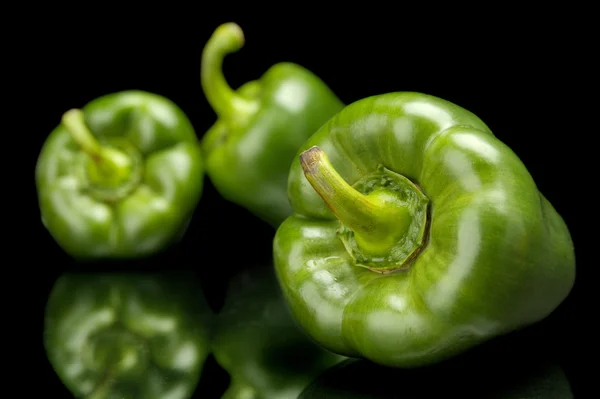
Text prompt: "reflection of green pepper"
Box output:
[[44, 273, 213, 399], [211, 265, 344, 399], [274, 92, 576, 368], [36, 91, 204, 259], [298, 340, 574, 398], [200, 23, 344, 227]]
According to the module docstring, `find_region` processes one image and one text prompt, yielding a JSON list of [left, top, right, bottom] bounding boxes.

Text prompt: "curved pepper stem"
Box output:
[[62, 109, 133, 187], [300, 146, 418, 260], [62, 109, 104, 158], [201, 22, 259, 120]]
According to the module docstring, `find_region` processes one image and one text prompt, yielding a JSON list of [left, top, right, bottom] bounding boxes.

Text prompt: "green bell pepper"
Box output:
[[211, 265, 344, 399], [200, 23, 344, 227], [274, 92, 576, 368], [44, 272, 213, 399], [36, 91, 204, 259]]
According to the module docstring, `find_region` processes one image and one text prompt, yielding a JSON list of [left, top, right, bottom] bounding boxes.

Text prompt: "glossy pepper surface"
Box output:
[[211, 265, 344, 399], [44, 273, 213, 399], [200, 23, 344, 227], [36, 91, 204, 259], [273, 92, 576, 368]]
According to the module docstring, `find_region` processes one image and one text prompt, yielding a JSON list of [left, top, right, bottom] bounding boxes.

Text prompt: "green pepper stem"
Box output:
[[300, 146, 413, 257], [201, 22, 258, 120], [62, 109, 103, 159], [62, 109, 133, 185]]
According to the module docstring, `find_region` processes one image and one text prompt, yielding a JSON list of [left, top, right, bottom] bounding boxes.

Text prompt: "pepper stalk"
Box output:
[[201, 22, 259, 123], [300, 146, 430, 273], [62, 109, 134, 189]]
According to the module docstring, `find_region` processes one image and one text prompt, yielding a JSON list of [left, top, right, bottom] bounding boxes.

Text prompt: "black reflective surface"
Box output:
[[29, 10, 584, 399]]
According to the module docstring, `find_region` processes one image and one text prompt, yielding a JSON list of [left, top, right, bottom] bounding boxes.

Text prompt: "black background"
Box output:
[[27, 9, 585, 398]]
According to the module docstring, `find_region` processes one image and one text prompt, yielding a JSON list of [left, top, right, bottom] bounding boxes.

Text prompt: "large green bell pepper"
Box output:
[[211, 265, 344, 399], [36, 91, 204, 259], [273, 92, 576, 368], [200, 23, 344, 227], [44, 272, 213, 399]]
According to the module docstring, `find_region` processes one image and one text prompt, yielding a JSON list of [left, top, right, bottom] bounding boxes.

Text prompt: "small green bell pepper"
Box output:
[[36, 91, 204, 259], [200, 23, 344, 227], [44, 272, 213, 399], [274, 92, 576, 368], [211, 265, 344, 399]]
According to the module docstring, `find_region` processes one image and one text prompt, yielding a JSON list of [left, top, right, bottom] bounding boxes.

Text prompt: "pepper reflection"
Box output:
[[43, 272, 212, 399], [211, 264, 345, 399], [298, 332, 573, 398]]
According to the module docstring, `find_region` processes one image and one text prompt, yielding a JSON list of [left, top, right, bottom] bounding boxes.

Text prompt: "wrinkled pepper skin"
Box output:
[[36, 91, 204, 259], [274, 92, 576, 368], [44, 273, 213, 399], [200, 23, 344, 227], [211, 265, 344, 399]]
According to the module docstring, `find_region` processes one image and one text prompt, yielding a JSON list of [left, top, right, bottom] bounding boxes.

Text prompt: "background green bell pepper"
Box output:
[[211, 265, 344, 399], [44, 272, 213, 399], [200, 23, 345, 227], [274, 92, 576, 368], [36, 90, 204, 260]]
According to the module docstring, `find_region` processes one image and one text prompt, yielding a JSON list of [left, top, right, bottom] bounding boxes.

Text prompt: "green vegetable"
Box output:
[[36, 91, 204, 259], [273, 92, 576, 368], [44, 272, 212, 399], [200, 22, 344, 227], [211, 265, 344, 399]]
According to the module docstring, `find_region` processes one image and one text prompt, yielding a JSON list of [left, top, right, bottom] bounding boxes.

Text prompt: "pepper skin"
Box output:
[[36, 91, 204, 259], [211, 265, 344, 399], [44, 273, 213, 399], [200, 23, 344, 227], [273, 92, 576, 368]]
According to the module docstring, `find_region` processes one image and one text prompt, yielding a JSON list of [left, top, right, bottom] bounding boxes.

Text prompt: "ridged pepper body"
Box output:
[[200, 23, 344, 227], [274, 92, 575, 368], [36, 90, 204, 259]]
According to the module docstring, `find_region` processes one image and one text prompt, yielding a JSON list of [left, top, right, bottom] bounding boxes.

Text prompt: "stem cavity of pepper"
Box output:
[[300, 146, 430, 273], [62, 109, 143, 202], [82, 326, 149, 399], [84, 326, 150, 375], [200, 22, 260, 127]]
